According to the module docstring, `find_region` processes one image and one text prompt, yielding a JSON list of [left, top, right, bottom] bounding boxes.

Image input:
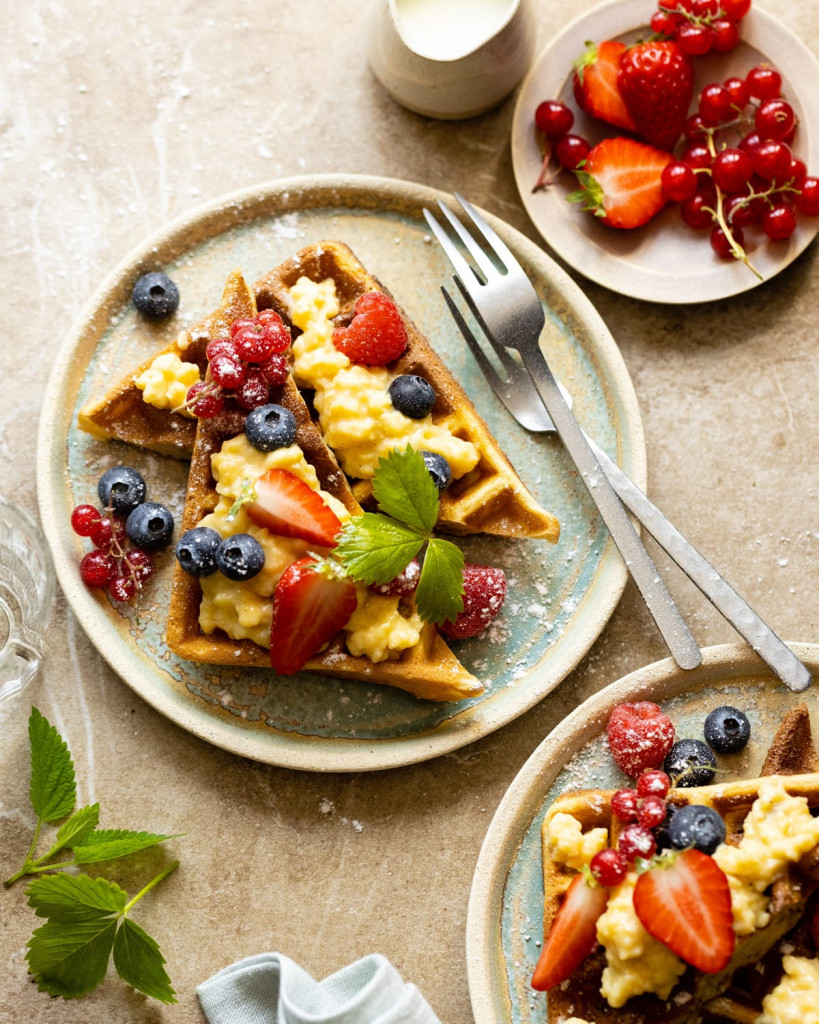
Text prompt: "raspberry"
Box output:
[[260, 353, 289, 387], [611, 789, 640, 823], [369, 558, 421, 597], [590, 848, 628, 888], [332, 291, 408, 366], [235, 369, 271, 410], [618, 823, 657, 862], [607, 702, 675, 778], [70, 504, 102, 537], [439, 564, 507, 639]]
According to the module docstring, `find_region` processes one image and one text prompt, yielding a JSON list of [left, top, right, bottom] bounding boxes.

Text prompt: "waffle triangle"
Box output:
[[539, 705, 819, 1024], [165, 272, 482, 703], [253, 240, 560, 542], [77, 268, 256, 458]]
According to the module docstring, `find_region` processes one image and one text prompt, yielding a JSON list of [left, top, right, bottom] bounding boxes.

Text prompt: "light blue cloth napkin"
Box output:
[[197, 952, 443, 1024]]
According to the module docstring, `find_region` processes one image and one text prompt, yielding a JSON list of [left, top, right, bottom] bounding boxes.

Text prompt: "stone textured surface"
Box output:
[[2, 0, 819, 1021]]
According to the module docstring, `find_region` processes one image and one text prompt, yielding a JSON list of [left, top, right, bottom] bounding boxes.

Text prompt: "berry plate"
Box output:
[[466, 640, 819, 1023], [511, 0, 819, 303], [38, 174, 645, 772]]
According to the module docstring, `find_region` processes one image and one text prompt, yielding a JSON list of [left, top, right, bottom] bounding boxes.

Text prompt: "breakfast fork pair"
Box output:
[[423, 194, 811, 693]]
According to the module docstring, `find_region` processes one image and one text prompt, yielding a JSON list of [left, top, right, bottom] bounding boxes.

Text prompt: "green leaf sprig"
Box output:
[[5, 707, 179, 1003], [333, 447, 465, 626]]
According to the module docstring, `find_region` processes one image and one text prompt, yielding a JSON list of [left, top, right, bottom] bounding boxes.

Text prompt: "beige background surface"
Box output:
[[2, 0, 819, 1021]]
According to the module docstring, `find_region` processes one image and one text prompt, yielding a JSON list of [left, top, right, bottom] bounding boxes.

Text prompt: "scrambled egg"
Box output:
[[546, 813, 608, 872], [288, 276, 480, 480], [757, 956, 819, 1024], [135, 352, 200, 414]]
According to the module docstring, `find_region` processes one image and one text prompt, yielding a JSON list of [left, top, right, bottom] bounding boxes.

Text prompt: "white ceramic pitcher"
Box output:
[[367, 0, 537, 120]]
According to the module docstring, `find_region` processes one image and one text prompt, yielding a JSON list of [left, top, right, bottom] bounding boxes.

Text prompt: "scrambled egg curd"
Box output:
[[757, 956, 819, 1024], [714, 778, 819, 936], [135, 352, 200, 415], [288, 276, 480, 480], [198, 434, 423, 662], [546, 813, 608, 872]]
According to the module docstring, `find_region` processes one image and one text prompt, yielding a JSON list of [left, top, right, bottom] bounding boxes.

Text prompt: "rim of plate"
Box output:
[[37, 173, 646, 772], [512, 0, 819, 304], [465, 639, 819, 1022]]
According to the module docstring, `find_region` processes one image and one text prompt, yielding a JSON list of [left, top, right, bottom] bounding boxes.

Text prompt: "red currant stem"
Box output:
[[658, 3, 724, 27], [701, 134, 761, 278], [532, 142, 557, 193], [172, 380, 221, 415]]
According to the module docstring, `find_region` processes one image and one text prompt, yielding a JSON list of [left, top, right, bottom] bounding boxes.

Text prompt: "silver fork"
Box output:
[[425, 195, 811, 693]]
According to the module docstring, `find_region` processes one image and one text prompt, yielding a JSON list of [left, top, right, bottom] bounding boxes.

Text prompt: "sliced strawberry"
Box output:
[[570, 137, 673, 229], [270, 557, 357, 674], [246, 469, 342, 548], [618, 40, 694, 152], [531, 873, 608, 991], [573, 40, 638, 133], [633, 849, 735, 974]]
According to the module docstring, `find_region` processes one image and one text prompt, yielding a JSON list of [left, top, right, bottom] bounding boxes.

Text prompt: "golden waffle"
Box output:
[[539, 705, 819, 1024], [77, 269, 256, 457], [253, 241, 560, 542], [166, 276, 482, 704]]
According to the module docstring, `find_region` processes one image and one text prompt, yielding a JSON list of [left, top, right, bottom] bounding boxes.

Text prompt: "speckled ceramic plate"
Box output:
[[466, 641, 818, 1023], [37, 174, 646, 772], [512, 0, 819, 303]]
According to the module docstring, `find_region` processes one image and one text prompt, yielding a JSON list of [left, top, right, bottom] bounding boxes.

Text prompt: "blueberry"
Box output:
[[664, 739, 717, 788], [175, 527, 221, 577], [126, 502, 174, 551], [98, 466, 147, 515], [704, 705, 751, 754], [215, 534, 265, 581], [245, 403, 298, 452], [420, 450, 452, 492], [132, 272, 180, 320], [668, 804, 726, 855], [388, 375, 436, 419]]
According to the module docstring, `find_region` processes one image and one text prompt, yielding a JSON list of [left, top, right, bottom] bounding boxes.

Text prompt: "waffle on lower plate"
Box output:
[[165, 272, 482, 704], [253, 240, 560, 542], [539, 705, 819, 1023]]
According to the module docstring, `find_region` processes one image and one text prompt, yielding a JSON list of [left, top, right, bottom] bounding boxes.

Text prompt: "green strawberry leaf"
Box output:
[[26, 873, 127, 921], [414, 538, 464, 625], [113, 918, 176, 1004], [28, 707, 76, 823], [73, 829, 180, 864], [51, 804, 101, 856], [334, 514, 424, 586], [371, 447, 439, 533], [27, 918, 118, 998]]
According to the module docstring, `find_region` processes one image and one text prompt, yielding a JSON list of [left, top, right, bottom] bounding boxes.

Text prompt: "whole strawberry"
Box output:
[[618, 40, 694, 152]]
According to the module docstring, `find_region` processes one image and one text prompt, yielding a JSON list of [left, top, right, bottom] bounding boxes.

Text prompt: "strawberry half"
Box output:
[[531, 872, 609, 991], [569, 137, 673, 229], [633, 849, 735, 974], [618, 40, 694, 152], [246, 468, 342, 548], [269, 557, 358, 675], [573, 40, 638, 133]]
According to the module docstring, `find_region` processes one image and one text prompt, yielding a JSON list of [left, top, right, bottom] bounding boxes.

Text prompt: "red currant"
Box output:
[[256, 311, 291, 355], [753, 139, 793, 182], [611, 788, 640, 822], [590, 848, 628, 888], [124, 548, 154, 583], [71, 504, 102, 537], [738, 130, 763, 157], [712, 148, 754, 193], [618, 823, 657, 862], [699, 84, 733, 127], [721, 0, 750, 17], [210, 352, 247, 389], [662, 162, 697, 202], [724, 192, 762, 227], [755, 99, 797, 142], [235, 369, 271, 410], [186, 381, 225, 418], [205, 337, 237, 362], [80, 551, 117, 587], [681, 190, 716, 229], [260, 353, 289, 387], [675, 22, 713, 56], [789, 158, 808, 188], [651, 8, 678, 34], [636, 770, 671, 799], [89, 516, 125, 551], [710, 18, 740, 53], [711, 223, 745, 258], [723, 76, 750, 110], [108, 575, 137, 602], [231, 324, 274, 363], [796, 177, 819, 215], [746, 65, 782, 101], [682, 144, 713, 169], [692, 0, 719, 15], [762, 203, 798, 240], [638, 795, 668, 829], [555, 134, 591, 170], [684, 113, 708, 144], [534, 100, 574, 139]]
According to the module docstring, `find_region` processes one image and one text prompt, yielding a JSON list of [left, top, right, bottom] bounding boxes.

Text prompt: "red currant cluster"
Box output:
[[589, 770, 671, 887], [184, 310, 292, 418], [661, 64, 818, 271], [650, 0, 751, 56], [532, 102, 590, 193], [71, 503, 154, 602]]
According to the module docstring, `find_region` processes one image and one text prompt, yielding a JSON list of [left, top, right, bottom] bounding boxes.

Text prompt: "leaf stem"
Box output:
[[3, 817, 43, 887], [123, 861, 179, 917]]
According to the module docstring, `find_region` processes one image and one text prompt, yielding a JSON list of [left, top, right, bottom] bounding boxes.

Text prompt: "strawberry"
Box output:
[[439, 564, 506, 639], [633, 849, 735, 973], [246, 469, 343, 548], [607, 701, 675, 777], [569, 137, 673, 229], [531, 873, 608, 991], [573, 41, 638, 132], [333, 291, 408, 366], [269, 557, 358, 674], [618, 40, 694, 152]]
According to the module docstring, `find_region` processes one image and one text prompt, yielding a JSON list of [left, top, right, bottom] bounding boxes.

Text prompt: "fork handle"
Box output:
[[522, 353, 702, 670], [587, 438, 812, 693]]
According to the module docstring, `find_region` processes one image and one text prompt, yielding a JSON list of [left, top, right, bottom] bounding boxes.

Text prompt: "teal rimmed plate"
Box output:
[[466, 641, 818, 1022], [37, 174, 645, 772]]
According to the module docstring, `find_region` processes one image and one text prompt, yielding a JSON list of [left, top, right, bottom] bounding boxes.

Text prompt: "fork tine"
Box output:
[[435, 201, 498, 283], [453, 192, 520, 272], [423, 208, 477, 291], [441, 286, 508, 392], [452, 276, 525, 381]]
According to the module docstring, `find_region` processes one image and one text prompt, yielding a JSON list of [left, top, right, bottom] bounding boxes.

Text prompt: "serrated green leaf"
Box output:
[[28, 707, 76, 822], [26, 873, 127, 921], [113, 918, 176, 1004], [414, 539, 465, 625], [52, 804, 100, 856], [371, 447, 439, 533], [73, 829, 178, 864], [26, 918, 117, 998], [334, 514, 424, 586]]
